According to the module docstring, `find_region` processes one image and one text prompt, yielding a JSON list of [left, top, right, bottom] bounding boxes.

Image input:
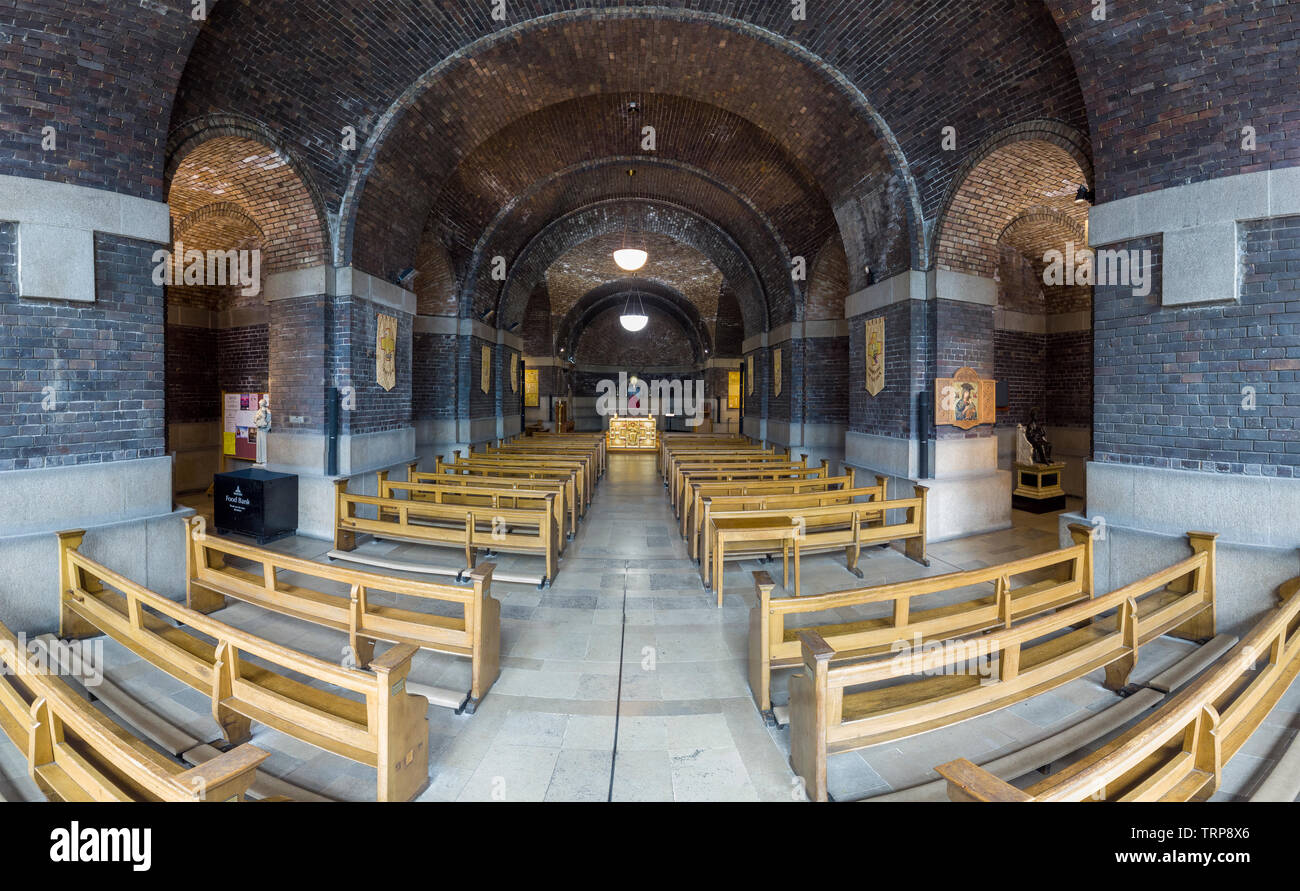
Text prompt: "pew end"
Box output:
[[748, 571, 778, 722], [935, 758, 1034, 802], [176, 743, 271, 801], [789, 630, 835, 802], [56, 529, 101, 640]]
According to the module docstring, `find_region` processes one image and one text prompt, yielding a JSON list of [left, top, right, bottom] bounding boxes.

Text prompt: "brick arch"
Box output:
[[413, 230, 457, 316], [933, 127, 1091, 279], [806, 237, 850, 322], [173, 201, 265, 244], [336, 8, 923, 280], [166, 117, 330, 275], [497, 199, 770, 338], [998, 208, 1091, 317], [468, 158, 793, 334], [555, 279, 713, 369]]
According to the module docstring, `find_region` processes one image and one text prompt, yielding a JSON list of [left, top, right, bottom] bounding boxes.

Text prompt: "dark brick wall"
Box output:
[[994, 329, 1046, 429], [1, 0, 202, 201], [413, 331, 458, 421], [1046, 330, 1091, 430], [1094, 224, 1300, 476], [935, 299, 994, 440], [803, 336, 849, 426], [574, 305, 697, 369], [467, 336, 496, 420], [333, 297, 412, 436], [218, 324, 269, 395], [766, 341, 794, 425], [165, 324, 218, 424], [1051, 4, 1300, 203], [0, 230, 165, 470], [743, 348, 768, 425], [849, 301, 926, 440], [267, 294, 328, 433]]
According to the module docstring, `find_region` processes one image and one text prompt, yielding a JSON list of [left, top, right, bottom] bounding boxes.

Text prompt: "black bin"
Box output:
[[213, 468, 299, 544]]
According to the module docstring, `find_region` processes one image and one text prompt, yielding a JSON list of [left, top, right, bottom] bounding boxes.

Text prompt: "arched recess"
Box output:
[[163, 123, 333, 491], [336, 8, 924, 309]]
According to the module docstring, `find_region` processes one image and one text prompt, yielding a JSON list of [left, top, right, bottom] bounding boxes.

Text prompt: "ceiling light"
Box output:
[[1074, 185, 1095, 206], [620, 291, 648, 332], [614, 248, 648, 272]]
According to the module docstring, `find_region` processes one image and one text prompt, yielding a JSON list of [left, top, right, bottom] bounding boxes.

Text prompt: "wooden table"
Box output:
[[709, 515, 800, 608]]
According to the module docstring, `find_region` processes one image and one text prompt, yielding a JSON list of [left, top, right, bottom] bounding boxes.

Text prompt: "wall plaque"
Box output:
[[935, 367, 996, 430]]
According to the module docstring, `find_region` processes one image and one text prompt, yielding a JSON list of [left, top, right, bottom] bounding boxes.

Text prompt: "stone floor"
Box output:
[[2, 453, 1296, 802]]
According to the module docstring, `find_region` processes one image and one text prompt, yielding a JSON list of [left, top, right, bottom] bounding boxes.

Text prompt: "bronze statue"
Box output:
[[1025, 409, 1052, 465]]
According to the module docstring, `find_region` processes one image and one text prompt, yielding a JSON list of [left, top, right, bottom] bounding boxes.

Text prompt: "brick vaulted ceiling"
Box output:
[[166, 1, 1092, 337]]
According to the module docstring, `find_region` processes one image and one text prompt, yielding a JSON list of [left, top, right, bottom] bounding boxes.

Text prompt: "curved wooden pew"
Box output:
[[938, 572, 1299, 803], [186, 516, 500, 713], [0, 620, 270, 802], [440, 452, 590, 514], [682, 470, 861, 548], [56, 530, 432, 801], [749, 525, 1095, 719], [789, 531, 1218, 801], [411, 463, 579, 534], [673, 461, 827, 515]]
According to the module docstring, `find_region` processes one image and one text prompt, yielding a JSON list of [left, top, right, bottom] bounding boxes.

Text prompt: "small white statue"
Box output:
[[252, 396, 271, 467], [1015, 423, 1033, 466]]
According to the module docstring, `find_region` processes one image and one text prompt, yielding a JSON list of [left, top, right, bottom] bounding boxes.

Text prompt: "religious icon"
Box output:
[[865, 316, 885, 396], [934, 367, 996, 430], [376, 313, 397, 391]]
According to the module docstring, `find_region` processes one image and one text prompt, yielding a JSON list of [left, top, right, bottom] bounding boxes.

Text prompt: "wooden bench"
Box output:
[[55, 530, 432, 801], [938, 571, 1298, 803], [186, 515, 501, 713], [748, 524, 1096, 719], [660, 442, 775, 485], [789, 531, 1218, 801], [681, 470, 859, 545], [667, 450, 798, 504], [0, 619, 271, 802], [485, 435, 606, 477], [440, 452, 590, 515], [383, 467, 570, 545], [412, 462, 579, 534], [475, 441, 601, 490], [335, 481, 560, 585], [706, 486, 929, 598], [672, 459, 827, 515]]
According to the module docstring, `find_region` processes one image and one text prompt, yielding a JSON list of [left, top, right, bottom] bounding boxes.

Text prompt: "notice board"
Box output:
[[222, 391, 269, 460]]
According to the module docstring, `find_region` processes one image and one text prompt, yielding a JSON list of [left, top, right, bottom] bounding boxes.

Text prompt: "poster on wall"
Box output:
[[773, 349, 783, 397], [747, 355, 754, 395], [935, 366, 996, 430], [222, 391, 269, 459], [481, 345, 492, 394], [524, 368, 540, 407], [510, 353, 519, 393], [376, 313, 397, 392], [727, 370, 741, 409], [865, 316, 885, 396]]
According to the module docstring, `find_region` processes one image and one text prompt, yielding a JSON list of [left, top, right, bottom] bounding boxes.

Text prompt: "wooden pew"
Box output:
[[748, 524, 1095, 719], [487, 434, 606, 477], [682, 470, 859, 547], [789, 531, 1218, 801], [660, 441, 773, 485], [666, 448, 792, 499], [938, 570, 1298, 803], [383, 467, 570, 545], [186, 516, 501, 713], [672, 459, 826, 514], [705, 486, 929, 598], [55, 530, 432, 801], [0, 620, 270, 802], [335, 481, 560, 585], [441, 452, 590, 515], [474, 441, 600, 492], [412, 462, 579, 533]]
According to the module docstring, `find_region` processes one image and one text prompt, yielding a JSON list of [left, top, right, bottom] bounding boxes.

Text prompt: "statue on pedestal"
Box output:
[[1025, 409, 1053, 466], [252, 396, 271, 467]]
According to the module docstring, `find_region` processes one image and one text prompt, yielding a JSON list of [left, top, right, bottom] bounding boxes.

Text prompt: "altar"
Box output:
[[606, 415, 658, 451]]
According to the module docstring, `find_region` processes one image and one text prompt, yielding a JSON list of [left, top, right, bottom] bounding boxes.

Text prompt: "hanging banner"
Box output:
[[481, 345, 492, 394], [727, 370, 741, 409], [376, 313, 397, 392], [747, 355, 754, 395], [935, 366, 996, 430], [773, 348, 783, 397], [524, 368, 540, 407], [865, 316, 885, 397], [510, 353, 519, 393]]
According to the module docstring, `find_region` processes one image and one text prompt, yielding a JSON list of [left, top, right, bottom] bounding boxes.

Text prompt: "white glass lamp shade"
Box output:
[[613, 248, 648, 271], [620, 312, 649, 332]]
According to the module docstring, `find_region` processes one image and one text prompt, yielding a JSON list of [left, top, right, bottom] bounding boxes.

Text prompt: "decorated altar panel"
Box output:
[[606, 415, 658, 451]]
